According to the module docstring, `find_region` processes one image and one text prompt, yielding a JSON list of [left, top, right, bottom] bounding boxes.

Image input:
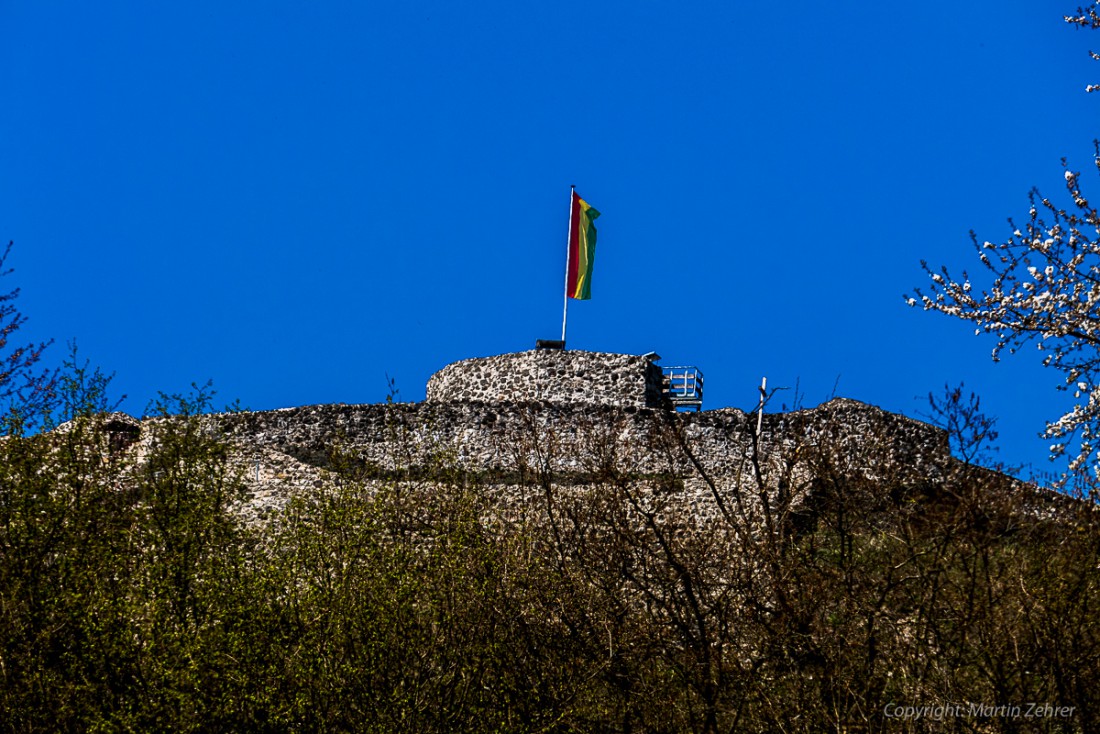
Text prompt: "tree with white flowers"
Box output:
[[911, 157, 1100, 476], [912, 4, 1100, 480], [1067, 2, 1100, 93]]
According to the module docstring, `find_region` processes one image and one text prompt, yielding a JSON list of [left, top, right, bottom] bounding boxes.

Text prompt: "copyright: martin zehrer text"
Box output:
[[884, 702, 1075, 721]]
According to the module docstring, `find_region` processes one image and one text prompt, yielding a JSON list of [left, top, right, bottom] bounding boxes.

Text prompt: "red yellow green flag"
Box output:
[[566, 191, 600, 300]]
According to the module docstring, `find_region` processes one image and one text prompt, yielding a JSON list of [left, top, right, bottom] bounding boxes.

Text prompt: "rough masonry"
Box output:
[[426, 349, 668, 409], [194, 350, 955, 521]]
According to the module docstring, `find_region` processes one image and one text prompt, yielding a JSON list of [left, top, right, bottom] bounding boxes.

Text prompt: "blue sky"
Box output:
[[2, 1, 1097, 477]]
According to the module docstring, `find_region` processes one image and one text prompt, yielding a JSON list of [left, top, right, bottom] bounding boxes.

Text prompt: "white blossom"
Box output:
[[908, 142, 1100, 478]]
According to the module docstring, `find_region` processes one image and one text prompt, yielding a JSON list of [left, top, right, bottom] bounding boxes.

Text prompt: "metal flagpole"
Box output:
[[561, 184, 576, 345]]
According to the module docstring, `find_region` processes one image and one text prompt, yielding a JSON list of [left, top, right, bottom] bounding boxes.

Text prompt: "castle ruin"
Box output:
[[201, 350, 952, 521]]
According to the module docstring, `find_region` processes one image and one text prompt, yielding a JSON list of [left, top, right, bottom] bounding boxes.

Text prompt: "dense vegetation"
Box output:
[[0, 374, 1098, 732]]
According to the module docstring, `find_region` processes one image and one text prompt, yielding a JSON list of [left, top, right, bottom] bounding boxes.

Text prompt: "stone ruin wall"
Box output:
[[102, 350, 956, 522], [213, 397, 951, 522], [426, 350, 668, 409], [65, 350, 1054, 530], [217, 399, 949, 481]]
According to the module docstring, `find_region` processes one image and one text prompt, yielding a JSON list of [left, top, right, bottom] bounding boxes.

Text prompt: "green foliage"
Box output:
[[0, 375, 257, 732], [0, 384, 1098, 732], [52, 341, 124, 427]]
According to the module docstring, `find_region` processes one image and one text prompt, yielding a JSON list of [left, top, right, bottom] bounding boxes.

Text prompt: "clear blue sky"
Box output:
[[2, 1, 1097, 477]]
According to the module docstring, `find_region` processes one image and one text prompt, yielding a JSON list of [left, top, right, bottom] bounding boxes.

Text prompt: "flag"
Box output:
[[566, 190, 600, 300]]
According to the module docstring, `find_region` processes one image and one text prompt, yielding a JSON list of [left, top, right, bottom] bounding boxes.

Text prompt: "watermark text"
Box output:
[[884, 702, 1075, 721]]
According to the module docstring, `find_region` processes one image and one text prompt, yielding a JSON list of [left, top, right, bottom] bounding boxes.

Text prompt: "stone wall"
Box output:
[[426, 350, 668, 409], [213, 397, 951, 521], [113, 349, 962, 522], [56, 347, 1041, 528]]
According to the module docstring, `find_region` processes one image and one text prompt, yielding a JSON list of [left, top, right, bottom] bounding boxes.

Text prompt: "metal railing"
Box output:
[[662, 366, 704, 411]]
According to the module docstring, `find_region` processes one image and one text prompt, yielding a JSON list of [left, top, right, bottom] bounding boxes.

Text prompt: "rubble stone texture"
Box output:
[[201, 351, 952, 521], [426, 349, 669, 409]]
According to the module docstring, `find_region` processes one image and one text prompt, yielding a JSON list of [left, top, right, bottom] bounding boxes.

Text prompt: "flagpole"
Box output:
[[561, 184, 575, 345]]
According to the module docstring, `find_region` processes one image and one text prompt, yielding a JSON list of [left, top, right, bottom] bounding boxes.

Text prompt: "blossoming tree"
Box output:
[[912, 4, 1100, 479]]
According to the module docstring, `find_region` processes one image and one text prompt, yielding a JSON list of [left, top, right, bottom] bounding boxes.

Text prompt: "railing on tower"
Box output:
[[662, 366, 704, 411]]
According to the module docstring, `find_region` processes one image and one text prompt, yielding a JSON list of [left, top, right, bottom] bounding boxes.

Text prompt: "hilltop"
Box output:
[[2, 349, 1094, 733], [126, 349, 961, 522]]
